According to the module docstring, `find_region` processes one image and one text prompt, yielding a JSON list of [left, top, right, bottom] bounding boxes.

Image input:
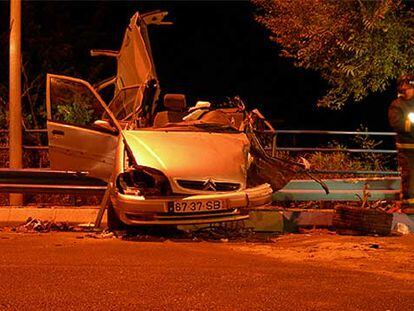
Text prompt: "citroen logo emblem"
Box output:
[[202, 179, 217, 191]]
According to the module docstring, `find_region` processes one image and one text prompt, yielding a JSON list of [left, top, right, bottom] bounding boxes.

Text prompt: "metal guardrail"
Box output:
[[274, 130, 396, 136], [0, 146, 48, 150], [268, 129, 399, 176], [308, 169, 399, 176], [0, 168, 106, 194], [271, 130, 397, 154], [0, 128, 48, 151], [275, 147, 396, 154], [0, 129, 47, 134]]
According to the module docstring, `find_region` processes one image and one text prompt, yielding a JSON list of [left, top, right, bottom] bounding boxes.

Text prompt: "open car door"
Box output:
[[46, 74, 119, 181], [92, 11, 169, 125]]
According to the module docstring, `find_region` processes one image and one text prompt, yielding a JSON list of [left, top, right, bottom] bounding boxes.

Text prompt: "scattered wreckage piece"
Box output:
[[13, 217, 72, 233]]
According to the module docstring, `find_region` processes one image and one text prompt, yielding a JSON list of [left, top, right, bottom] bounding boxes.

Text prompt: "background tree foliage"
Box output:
[[0, 2, 116, 129], [254, 0, 414, 109]]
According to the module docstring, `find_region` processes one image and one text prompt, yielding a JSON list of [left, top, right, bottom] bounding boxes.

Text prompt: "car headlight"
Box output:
[[116, 166, 171, 197]]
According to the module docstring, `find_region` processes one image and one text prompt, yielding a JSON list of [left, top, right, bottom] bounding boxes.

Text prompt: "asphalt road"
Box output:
[[0, 232, 413, 310]]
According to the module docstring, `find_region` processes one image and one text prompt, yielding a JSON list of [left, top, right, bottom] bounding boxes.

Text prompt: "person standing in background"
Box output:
[[388, 74, 414, 213]]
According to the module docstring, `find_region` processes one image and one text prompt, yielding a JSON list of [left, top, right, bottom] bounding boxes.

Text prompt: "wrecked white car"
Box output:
[[46, 11, 304, 228]]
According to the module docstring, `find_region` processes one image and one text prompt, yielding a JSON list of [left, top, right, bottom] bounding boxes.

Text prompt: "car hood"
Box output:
[[123, 130, 250, 187]]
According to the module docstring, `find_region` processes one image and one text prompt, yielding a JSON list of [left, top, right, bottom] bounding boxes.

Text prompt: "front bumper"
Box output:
[[111, 183, 273, 225]]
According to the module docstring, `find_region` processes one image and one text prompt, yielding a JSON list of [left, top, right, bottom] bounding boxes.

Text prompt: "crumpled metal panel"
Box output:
[[246, 131, 299, 191]]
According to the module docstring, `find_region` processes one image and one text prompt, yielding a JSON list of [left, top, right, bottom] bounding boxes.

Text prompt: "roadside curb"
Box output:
[[0, 207, 106, 227], [0, 207, 413, 233]]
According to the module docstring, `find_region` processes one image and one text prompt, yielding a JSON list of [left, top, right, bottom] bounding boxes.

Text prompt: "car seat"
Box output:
[[153, 94, 187, 127]]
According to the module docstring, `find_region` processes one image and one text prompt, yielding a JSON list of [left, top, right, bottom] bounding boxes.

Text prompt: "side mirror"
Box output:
[[93, 120, 117, 133]]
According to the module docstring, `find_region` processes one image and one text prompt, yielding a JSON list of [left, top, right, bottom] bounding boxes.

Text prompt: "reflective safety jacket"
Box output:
[[388, 98, 414, 147]]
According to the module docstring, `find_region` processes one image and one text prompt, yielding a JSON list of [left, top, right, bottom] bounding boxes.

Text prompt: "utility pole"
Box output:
[[9, 0, 23, 205]]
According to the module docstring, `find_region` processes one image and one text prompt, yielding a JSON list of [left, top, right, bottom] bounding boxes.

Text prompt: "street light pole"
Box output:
[[9, 0, 23, 205]]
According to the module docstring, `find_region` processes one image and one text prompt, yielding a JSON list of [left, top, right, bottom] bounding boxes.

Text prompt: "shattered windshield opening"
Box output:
[[150, 99, 246, 133], [150, 109, 243, 133], [150, 121, 241, 133]]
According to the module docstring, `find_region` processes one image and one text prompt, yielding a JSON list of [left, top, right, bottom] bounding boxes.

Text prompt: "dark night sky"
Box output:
[[0, 0, 396, 132]]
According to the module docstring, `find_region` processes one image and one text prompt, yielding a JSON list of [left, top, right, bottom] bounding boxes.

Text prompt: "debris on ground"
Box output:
[[122, 233, 168, 242], [13, 218, 73, 233], [368, 243, 381, 249], [298, 228, 336, 235], [85, 230, 116, 239], [5, 220, 103, 234], [118, 222, 279, 243], [75, 223, 102, 233], [394, 222, 410, 235]]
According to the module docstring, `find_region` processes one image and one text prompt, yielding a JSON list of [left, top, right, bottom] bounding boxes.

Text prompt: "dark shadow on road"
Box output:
[[118, 224, 280, 244]]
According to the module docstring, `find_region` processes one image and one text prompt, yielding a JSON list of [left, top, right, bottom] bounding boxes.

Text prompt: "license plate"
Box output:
[[168, 199, 226, 213]]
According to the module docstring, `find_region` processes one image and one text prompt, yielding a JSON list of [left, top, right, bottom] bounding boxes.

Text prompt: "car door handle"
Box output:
[[52, 129, 65, 136]]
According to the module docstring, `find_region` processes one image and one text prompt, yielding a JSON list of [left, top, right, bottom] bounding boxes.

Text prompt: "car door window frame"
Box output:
[[46, 74, 123, 135]]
